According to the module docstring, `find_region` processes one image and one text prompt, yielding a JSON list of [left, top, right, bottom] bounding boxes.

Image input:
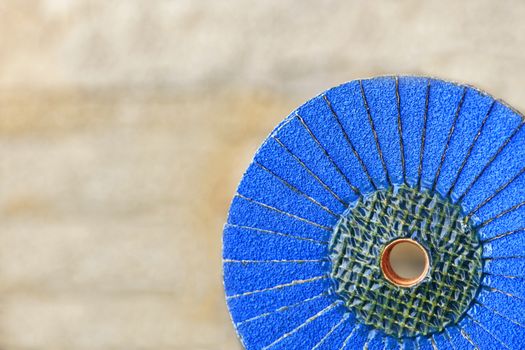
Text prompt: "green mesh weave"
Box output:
[[329, 185, 482, 338]]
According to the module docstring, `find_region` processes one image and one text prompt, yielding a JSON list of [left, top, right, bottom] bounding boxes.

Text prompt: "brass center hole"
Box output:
[[380, 238, 429, 288]]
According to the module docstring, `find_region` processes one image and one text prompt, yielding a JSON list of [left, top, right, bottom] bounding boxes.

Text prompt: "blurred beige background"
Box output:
[[0, 1, 524, 349]]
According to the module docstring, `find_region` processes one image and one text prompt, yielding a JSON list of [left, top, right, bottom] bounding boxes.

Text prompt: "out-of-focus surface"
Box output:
[[0, 1, 524, 349]]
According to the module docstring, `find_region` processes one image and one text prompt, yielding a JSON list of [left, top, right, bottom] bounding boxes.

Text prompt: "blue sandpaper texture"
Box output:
[[223, 76, 525, 349]]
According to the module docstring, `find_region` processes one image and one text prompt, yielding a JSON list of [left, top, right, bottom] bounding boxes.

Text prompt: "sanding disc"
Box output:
[[223, 76, 525, 349]]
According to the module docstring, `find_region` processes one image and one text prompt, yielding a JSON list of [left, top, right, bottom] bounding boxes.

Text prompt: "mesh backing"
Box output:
[[329, 185, 482, 338]]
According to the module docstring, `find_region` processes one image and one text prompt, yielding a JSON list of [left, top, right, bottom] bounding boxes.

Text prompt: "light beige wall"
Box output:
[[0, 1, 524, 349]]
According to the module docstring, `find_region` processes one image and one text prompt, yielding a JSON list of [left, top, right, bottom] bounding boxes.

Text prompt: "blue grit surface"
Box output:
[[223, 76, 525, 349]]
